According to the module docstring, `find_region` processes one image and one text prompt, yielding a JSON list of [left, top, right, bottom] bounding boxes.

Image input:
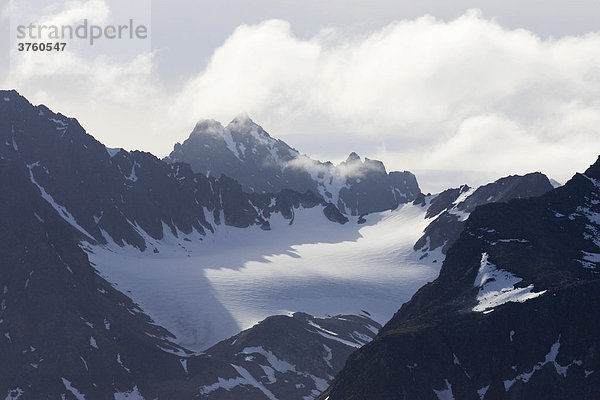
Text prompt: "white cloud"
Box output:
[[286, 153, 383, 181], [38, 0, 111, 27], [3, 8, 600, 192], [169, 11, 600, 190]]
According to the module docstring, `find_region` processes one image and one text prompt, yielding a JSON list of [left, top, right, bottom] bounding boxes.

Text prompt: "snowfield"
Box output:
[[473, 253, 546, 314], [86, 203, 442, 351]]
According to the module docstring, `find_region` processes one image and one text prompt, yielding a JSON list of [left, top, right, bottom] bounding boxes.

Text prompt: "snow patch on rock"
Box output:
[[473, 253, 546, 313]]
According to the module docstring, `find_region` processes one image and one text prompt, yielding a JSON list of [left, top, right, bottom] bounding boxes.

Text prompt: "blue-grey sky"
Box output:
[[2, 0, 600, 192]]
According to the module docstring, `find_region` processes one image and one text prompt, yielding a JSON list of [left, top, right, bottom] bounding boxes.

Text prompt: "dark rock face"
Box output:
[[165, 116, 421, 215], [458, 172, 554, 212], [336, 154, 420, 216], [0, 116, 191, 398], [320, 157, 600, 400], [0, 90, 356, 399], [414, 173, 554, 256], [423, 185, 470, 219], [323, 204, 349, 224]]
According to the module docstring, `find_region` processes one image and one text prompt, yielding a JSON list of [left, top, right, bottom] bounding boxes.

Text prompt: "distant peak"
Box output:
[[225, 114, 275, 141], [346, 152, 361, 163], [189, 120, 227, 141], [193, 119, 224, 132], [228, 113, 257, 129], [233, 112, 252, 122]]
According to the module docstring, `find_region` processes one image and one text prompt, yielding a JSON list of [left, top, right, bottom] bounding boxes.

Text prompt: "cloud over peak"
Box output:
[[4, 6, 600, 191], [168, 12, 600, 189]]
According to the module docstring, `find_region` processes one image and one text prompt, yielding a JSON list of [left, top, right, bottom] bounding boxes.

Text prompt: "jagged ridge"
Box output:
[[165, 115, 421, 215]]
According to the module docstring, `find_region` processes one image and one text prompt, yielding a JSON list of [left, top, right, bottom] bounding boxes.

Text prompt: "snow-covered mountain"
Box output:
[[320, 156, 600, 400], [0, 89, 585, 399], [0, 90, 358, 399], [165, 115, 421, 215], [0, 90, 437, 399]]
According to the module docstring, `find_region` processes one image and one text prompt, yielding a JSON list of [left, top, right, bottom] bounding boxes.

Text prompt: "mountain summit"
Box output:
[[165, 116, 421, 215]]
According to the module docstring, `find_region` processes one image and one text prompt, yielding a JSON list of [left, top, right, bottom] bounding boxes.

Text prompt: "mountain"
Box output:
[[0, 90, 363, 398], [199, 312, 381, 399], [165, 116, 420, 215], [319, 156, 600, 400], [0, 91, 350, 250], [0, 89, 581, 399], [414, 173, 554, 256]]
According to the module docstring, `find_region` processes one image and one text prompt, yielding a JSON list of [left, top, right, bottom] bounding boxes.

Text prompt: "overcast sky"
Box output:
[[2, 0, 600, 192]]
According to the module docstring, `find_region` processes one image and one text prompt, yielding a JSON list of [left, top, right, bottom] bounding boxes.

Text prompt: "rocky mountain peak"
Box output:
[[226, 113, 265, 135], [584, 155, 600, 180], [345, 152, 361, 163], [191, 119, 225, 136], [166, 118, 421, 215], [229, 112, 253, 126]]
